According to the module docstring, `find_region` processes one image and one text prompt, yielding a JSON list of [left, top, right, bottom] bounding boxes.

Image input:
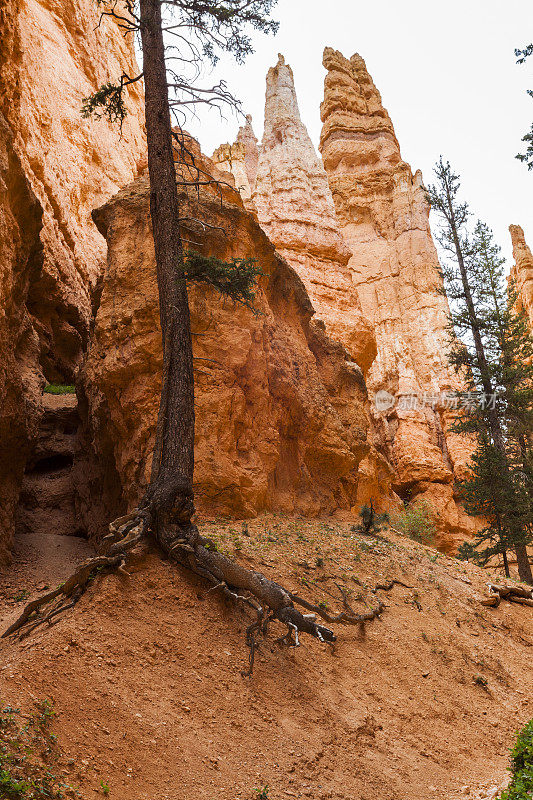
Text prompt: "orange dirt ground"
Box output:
[[0, 516, 531, 800]]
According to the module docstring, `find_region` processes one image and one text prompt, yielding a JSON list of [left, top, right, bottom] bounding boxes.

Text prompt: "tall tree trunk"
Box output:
[[502, 548, 510, 579], [515, 546, 533, 584], [446, 197, 532, 584], [139, 0, 195, 526]]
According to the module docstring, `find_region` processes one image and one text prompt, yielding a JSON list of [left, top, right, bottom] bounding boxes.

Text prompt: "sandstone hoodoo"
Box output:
[[252, 54, 377, 376], [80, 144, 386, 537], [212, 114, 259, 208], [319, 48, 477, 547], [510, 224, 533, 332]]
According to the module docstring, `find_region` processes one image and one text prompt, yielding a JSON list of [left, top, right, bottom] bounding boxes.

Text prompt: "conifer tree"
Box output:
[[428, 159, 533, 584], [515, 43, 533, 169]]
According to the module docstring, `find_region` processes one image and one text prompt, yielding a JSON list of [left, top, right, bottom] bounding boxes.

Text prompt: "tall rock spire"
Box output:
[[253, 53, 376, 373], [320, 48, 477, 546], [212, 116, 259, 206], [236, 114, 259, 191], [509, 224, 533, 330]]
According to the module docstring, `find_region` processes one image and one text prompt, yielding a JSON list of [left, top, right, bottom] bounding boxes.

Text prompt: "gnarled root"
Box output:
[[481, 582, 533, 608], [3, 511, 407, 675], [2, 511, 149, 639]]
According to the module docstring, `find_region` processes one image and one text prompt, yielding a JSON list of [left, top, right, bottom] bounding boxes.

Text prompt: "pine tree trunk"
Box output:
[[515, 545, 533, 584], [447, 206, 532, 585], [138, 0, 195, 526], [502, 548, 510, 579]]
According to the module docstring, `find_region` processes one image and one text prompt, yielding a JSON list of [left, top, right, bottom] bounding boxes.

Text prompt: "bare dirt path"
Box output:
[[0, 518, 528, 800], [0, 530, 94, 633]]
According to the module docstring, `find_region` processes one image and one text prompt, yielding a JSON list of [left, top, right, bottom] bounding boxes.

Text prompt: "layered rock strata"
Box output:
[[80, 148, 387, 538], [319, 48, 476, 545], [212, 115, 259, 208], [0, 0, 145, 560], [509, 224, 533, 330], [0, 114, 43, 564], [216, 56, 377, 376]]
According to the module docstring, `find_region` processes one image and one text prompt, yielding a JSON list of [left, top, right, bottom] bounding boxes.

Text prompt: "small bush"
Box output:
[[43, 384, 75, 395], [351, 502, 389, 536], [392, 501, 437, 546], [0, 700, 77, 799], [499, 719, 533, 800]]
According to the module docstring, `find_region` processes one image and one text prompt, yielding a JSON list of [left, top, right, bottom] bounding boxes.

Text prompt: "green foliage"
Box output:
[[100, 779, 110, 796], [82, 81, 128, 125], [516, 44, 533, 64], [515, 44, 533, 169], [184, 251, 263, 310], [351, 502, 389, 536], [499, 719, 533, 800], [392, 501, 437, 546], [173, 1, 280, 67], [0, 700, 77, 799], [456, 436, 532, 567], [516, 122, 533, 171], [254, 787, 270, 800], [43, 384, 75, 395]]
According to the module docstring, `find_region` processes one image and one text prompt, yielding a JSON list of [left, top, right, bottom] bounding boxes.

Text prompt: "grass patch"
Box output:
[[391, 501, 437, 546], [43, 384, 75, 395]]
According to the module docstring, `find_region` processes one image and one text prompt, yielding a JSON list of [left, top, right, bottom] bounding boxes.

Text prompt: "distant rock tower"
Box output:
[[509, 224, 533, 331], [319, 48, 478, 544], [213, 49, 480, 546]]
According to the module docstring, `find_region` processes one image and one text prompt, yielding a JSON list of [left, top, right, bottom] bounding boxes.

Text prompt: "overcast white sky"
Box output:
[[182, 0, 532, 264]]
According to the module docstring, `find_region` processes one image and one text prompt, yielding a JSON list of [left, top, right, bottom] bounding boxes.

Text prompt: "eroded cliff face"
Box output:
[[510, 224, 533, 330], [0, 115, 43, 564], [212, 115, 259, 208], [215, 56, 377, 377], [319, 49, 476, 546], [0, 0, 145, 560], [1, 0, 145, 379], [80, 148, 385, 538]]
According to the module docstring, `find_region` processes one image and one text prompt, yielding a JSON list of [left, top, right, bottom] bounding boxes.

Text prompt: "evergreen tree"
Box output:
[[515, 43, 533, 169], [352, 502, 389, 536], [428, 159, 533, 584]]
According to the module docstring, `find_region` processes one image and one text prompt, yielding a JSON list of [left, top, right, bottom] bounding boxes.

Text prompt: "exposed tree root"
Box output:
[[480, 582, 533, 608], [2, 510, 410, 673]]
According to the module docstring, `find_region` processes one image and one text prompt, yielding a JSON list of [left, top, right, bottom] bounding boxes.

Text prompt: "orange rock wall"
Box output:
[[0, 0, 145, 560], [81, 166, 380, 538], [318, 49, 476, 545], [0, 114, 43, 564]]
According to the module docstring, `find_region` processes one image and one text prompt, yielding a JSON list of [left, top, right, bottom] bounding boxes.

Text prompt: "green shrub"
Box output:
[[499, 719, 533, 800], [392, 501, 437, 546], [351, 501, 389, 536], [43, 384, 75, 395], [0, 700, 77, 799]]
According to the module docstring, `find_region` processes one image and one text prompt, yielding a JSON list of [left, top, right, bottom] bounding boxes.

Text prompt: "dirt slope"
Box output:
[[0, 518, 531, 800]]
